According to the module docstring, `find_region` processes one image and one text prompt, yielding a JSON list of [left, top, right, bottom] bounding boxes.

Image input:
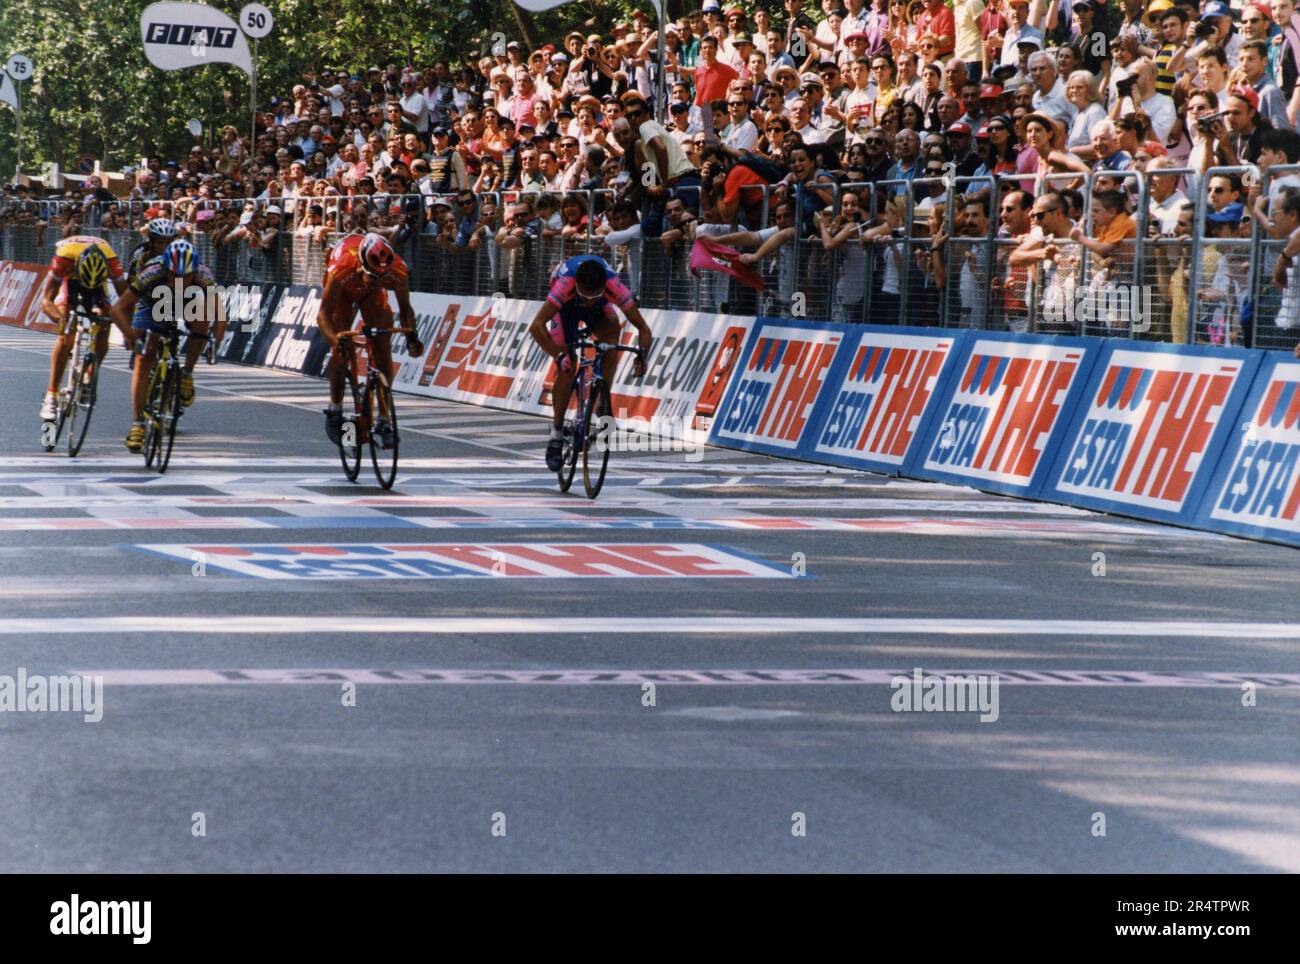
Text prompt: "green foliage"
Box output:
[[0, 0, 664, 175]]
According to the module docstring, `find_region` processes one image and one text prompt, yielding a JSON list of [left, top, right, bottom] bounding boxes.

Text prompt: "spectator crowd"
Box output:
[[4, 0, 1300, 345]]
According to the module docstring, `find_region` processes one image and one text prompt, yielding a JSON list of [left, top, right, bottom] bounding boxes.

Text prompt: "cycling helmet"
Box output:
[[358, 233, 395, 276], [163, 239, 197, 275], [147, 217, 177, 238], [74, 246, 110, 290]]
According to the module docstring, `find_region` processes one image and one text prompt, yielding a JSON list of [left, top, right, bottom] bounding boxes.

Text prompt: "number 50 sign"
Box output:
[[240, 3, 274, 39]]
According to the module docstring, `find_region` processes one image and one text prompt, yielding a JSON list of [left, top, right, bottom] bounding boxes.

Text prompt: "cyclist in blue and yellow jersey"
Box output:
[[110, 239, 225, 452], [38, 236, 132, 423], [527, 254, 653, 471]]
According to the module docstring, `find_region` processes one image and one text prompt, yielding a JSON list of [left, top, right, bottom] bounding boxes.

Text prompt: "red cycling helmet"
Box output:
[[358, 233, 395, 276]]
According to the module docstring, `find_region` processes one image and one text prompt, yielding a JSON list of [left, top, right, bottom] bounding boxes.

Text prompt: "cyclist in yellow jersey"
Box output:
[[39, 236, 133, 423]]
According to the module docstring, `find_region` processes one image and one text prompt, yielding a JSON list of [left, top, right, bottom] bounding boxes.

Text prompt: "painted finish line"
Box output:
[[0, 495, 1089, 513], [7, 617, 1300, 638], [0, 515, 1174, 538], [76, 667, 1300, 687], [135, 543, 794, 579]]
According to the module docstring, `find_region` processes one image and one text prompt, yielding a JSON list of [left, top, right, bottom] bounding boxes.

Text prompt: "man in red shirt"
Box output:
[[693, 35, 740, 106], [917, 0, 956, 59]]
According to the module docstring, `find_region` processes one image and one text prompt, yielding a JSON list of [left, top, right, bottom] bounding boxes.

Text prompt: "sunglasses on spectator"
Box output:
[[728, 100, 747, 106], [986, 124, 1007, 132], [865, 138, 885, 146], [1030, 206, 1058, 220]]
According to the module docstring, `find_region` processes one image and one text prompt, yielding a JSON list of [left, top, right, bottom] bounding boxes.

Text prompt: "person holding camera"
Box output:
[[1110, 59, 1175, 145]]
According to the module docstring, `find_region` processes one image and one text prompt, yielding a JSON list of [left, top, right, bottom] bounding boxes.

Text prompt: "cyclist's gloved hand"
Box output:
[[633, 356, 646, 378], [406, 336, 425, 358]]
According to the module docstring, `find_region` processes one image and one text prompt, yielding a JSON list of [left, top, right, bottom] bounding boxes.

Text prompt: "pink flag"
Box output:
[[690, 236, 765, 292]]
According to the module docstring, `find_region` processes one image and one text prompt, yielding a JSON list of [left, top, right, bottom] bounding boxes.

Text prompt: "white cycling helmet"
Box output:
[[147, 217, 177, 238]]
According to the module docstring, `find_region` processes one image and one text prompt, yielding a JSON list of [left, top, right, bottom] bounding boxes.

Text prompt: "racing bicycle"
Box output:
[[333, 325, 416, 490], [140, 324, 213, 473], [557, 330, 644, 499], [42, 305, 107, 457]]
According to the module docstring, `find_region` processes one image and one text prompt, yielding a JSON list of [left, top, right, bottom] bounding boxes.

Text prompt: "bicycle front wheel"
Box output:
[[366, 371, 399, 490], [557, 375, 583, 493], [48, 330, 80, 451], [581, 379, 613, 499], [142, 361, 166, 468], [65, 347, 100, 458], [338, 366, 363, 483], [156, 363, 183, 473]]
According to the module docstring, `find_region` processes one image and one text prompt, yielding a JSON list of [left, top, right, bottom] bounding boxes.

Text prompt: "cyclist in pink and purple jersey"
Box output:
[[528, 255, 653, 471]]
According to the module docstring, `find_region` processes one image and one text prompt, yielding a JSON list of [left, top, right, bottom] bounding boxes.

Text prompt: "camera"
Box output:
[[793, 13, 816, 31], [1196, 110, 1228, 133], [1115, 75, 1136, 98], [1194, 20, 1216, 40]]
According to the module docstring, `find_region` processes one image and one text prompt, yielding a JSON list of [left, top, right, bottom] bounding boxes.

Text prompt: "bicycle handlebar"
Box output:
[[573, 340, 645, 357], [337, 325, 419, 340]]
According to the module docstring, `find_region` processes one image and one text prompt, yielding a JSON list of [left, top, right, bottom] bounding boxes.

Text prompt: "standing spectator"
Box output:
[[1224, 86, 1271, 165], [916, 0, 956, 58], [723, 91, 760, 149], [889, 127, 925, 190], [1064, 71, 1106, 162], [1236, 40, 1291, 132], [622, 93, 701, 228], [695, 35, 741, 108], [1269, 189, 1300, 335], [1027, 52, 1077, 126], [1148, 156, 1189, 233]]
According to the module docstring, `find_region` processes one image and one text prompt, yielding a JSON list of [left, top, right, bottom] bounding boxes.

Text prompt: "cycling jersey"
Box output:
[[323, 234, 410, 323], [48, 236, 125, 310], [545, 255, 632, 348], [545, 255, 634, 312], [325, 234, 410, 302], [48, 236, 125, 284], [129, 255, 217, 332]]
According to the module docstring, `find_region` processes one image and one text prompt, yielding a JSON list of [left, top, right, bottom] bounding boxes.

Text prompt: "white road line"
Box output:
[[72, 667, 1300, 687], [6, 617, 1299, 636], [0, 515, 1178, 536]]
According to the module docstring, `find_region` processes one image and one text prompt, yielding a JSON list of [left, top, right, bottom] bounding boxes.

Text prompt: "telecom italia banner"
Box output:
[[213, 287, 752, 444]]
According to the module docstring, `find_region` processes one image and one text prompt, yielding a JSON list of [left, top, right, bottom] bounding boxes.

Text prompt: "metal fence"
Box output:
[[3, 165, 1299, 347]]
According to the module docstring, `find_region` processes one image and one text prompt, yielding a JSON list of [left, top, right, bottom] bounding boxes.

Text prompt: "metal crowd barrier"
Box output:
[[4, 170, 1300, 346]]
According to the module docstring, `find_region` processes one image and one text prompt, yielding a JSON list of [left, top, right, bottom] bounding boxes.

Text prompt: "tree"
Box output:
[[0, 0, 661, 177]]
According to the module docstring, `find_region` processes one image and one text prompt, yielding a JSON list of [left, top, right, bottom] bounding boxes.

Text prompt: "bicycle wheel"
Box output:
[[65, 346, 100, 458], [47, 328, 80, 451], [142, 360, 166, 468], [581, 378, 613, 499], [156, 362, 183, 474], [338, 365, 363, 483], [557, 374, 583, 493], [366, 371, 399, 490]]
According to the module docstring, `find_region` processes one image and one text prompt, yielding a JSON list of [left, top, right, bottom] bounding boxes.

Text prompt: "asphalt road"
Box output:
[[1, 325, 1297, 873]]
